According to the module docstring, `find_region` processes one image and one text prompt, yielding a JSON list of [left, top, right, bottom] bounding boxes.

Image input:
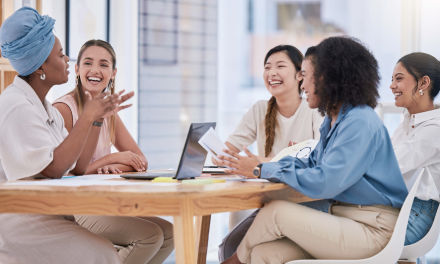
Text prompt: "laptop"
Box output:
[[121, 122, 216, 180]]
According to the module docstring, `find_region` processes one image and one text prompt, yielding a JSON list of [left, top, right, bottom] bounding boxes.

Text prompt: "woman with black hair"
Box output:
[[215, 44, 323, 162], [217, 45, 326, 262], [218, 36, 408, 263], [390, 53, 440, 248]]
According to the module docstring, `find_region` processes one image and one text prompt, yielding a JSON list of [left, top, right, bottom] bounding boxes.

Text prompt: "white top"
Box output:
[[0, 76, 120, 264], [392, 109, 440, 201], [0, 76, 75, 182], [227, 98, 323, 157]]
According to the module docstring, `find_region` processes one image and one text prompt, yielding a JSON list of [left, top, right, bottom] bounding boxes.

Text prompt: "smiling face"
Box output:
[[40, 36, 70, 85], [75, 45, 116, 97], [300, 58, 319, 109], [390, 62, 420, 109], [263, 51, 301, 99]]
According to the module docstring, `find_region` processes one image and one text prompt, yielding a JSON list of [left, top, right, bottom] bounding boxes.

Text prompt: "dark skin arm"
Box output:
[[40, 92, 120, 178], [53, 103, 102, 175]]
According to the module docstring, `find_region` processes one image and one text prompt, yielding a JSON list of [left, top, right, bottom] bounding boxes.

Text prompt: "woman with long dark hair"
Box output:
[[390, 52, 440, 248], [218, 36, 408, 263], [218, 45, 326, 262]]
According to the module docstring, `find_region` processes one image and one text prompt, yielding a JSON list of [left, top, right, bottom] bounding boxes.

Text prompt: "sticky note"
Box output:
[[211, 179, 226, 183], [152, 177, 177, 183]]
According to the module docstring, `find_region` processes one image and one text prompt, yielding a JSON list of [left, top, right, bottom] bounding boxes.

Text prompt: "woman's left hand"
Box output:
[[97, 165, 122, 174], [101, 90, 135, 119], [217, 145, 261, 178]]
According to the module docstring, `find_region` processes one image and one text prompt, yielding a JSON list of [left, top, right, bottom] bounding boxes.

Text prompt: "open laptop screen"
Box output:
[[175, 122, 216, 179]]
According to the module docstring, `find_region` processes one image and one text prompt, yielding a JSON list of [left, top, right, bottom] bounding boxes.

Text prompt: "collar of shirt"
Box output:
[[408, 108, 440, 125], [320, 104, 354, 140], [13, 76, 54, 125]]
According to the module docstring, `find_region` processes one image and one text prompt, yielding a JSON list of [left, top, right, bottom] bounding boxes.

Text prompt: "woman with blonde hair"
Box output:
[[53, 39, 146, 174], [53, 40, 174, 264]]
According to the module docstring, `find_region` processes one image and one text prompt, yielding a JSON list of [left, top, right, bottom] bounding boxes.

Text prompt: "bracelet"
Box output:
[[92, 121, 103, 127]]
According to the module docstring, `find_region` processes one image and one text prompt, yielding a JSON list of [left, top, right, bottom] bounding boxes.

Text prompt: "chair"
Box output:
[[398, 188, 440, 263], [286, 168, 425, 264]]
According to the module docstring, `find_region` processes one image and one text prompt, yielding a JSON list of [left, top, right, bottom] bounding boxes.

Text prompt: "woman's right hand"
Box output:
[[110, 151, 146, 172], [82, 91, 120, 121]]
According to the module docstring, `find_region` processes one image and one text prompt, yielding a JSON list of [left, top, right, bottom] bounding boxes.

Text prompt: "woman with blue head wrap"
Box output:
[[0, 7, 129, 264]]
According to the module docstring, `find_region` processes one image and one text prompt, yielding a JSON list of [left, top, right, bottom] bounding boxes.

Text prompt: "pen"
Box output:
[[208, 147, 217, 156]]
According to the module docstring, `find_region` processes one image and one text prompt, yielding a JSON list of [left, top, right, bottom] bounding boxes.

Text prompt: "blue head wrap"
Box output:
[[0, 6, 55, 76]]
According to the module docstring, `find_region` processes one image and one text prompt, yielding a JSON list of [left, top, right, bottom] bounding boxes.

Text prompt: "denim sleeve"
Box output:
[[260, 118, 378, 199]]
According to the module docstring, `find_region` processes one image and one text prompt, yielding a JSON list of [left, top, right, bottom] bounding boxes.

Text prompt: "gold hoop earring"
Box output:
[[75, 75, 80, 86]]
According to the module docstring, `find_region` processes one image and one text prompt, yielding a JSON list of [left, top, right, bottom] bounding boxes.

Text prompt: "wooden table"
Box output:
[[0, 177, 312, 264]]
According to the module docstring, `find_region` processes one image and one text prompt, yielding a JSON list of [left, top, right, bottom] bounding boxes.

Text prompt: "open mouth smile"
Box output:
[[87, 76, 102, 85]]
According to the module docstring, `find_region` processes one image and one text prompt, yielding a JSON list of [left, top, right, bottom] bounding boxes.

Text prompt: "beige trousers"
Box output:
[[237, 200, 400, 264], [75, 215, 174, 264]]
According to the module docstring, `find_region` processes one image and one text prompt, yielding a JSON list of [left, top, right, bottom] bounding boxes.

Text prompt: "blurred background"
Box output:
[[2, 0, 440, 263]]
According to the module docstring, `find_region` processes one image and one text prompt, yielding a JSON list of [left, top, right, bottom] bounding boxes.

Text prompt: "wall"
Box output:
[[138, 0, 217, 170]]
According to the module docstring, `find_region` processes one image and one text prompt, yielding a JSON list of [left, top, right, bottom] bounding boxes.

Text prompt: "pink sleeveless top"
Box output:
[[52, 95, 111, 163]]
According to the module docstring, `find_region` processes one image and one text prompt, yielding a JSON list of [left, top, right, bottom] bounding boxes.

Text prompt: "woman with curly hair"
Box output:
[[217, 44, 327, 262], [218, 36, 408, 263]]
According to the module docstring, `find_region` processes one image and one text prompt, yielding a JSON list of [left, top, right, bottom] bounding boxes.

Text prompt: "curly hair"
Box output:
[[309, 36, 380, 116]]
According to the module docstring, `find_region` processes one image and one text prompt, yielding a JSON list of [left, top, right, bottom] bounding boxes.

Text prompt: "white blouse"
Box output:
[[0, 76, 119, 264], [227, 98, 323, 157], [392, 109, 440, 201], [0, 76, 75, 182]]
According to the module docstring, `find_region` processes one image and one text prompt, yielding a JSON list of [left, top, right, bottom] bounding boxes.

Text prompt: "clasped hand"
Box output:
[[216, 145, 261, 178]]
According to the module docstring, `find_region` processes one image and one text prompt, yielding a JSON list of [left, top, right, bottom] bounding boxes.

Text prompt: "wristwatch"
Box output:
[[93, 121, 103, 127], [252, 164, 263, 178]]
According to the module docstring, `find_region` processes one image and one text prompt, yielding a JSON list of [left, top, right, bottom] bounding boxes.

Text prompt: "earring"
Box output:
[[109, 79, 114, 89], [75, 75, 79, 86], [419, 89, 424, 96], [40, 73, 46, 80]]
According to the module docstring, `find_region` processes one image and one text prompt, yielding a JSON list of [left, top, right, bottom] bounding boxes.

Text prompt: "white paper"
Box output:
[[200, 177, 269, 182], [5, 180, 82, 186], [242, 179, 269, 182], [198, 127, 233, 161], [5, 180, 181, 187], [61, 174, 121, 180], [202, 168, 226, 173], [270, 139, 319, 162]]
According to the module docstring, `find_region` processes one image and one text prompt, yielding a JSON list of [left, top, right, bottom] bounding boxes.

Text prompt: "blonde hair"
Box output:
[[72, 39, 117, 146]]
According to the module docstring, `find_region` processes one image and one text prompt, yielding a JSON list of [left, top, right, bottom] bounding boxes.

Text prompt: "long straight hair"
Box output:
[[263, 45, 303, 157], [72, 39, 117, 146]]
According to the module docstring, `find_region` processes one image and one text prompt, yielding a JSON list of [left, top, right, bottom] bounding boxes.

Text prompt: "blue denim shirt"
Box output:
[[261, 105, 408, 208]]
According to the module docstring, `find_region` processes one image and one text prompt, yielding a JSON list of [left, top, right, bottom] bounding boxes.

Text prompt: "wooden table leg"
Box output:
[[196, 215, 211, 264], [173, 197, 196, 264]]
